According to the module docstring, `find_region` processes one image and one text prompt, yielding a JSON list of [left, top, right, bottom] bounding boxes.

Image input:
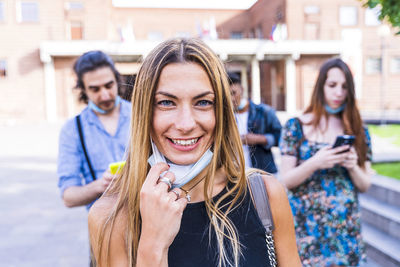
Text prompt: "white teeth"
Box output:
[[172, 138, 199, 146]]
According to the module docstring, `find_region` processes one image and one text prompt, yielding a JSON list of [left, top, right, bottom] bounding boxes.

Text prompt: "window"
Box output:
[[304, 5, 320, 15], [0, 1, 5, 21], [365, 7, 381, 26], [390, 57, 400, 74], [248, 29, 255, 38], [65, 2, 84, 10], [70, 21, 83, 40], [339, 6, 358, 26], [230, 31, 243, 39], [365, 57, 382, 74], [0, 60, 7, 78], [17, 1, 39, 22], [255, 26, 263, 39]]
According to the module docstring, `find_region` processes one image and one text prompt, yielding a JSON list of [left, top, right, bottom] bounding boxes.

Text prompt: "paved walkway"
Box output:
[[0, 123, 89, 267], [0, 122, 398, 266]]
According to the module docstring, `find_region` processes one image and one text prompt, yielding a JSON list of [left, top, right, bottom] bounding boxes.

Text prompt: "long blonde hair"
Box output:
[[94, 38, 247, 266]]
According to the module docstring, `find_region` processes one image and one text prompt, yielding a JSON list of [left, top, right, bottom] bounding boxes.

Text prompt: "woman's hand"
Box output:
[[340, 147, 358, 170], [310, 145, 350, 170], [138, 163, 188, 256]]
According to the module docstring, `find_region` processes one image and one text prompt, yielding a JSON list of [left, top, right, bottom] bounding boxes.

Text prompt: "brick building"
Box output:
[[217, 0, 400, 118], [0, 0, 399, 123]]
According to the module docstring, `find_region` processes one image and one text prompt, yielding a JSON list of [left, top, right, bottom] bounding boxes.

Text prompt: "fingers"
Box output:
[[102, 170, 114, 180], [175, 197, 188, 210], [169, 188, 181, 200], [319, 146, 331, 151], [331, 145, 350, 154], [143, 162, 170, 187], [157, 171, 176, 191]]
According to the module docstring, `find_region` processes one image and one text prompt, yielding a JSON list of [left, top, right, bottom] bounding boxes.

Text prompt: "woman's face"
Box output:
[[323, 67, 348, 109], [152, 62, 216, 165]]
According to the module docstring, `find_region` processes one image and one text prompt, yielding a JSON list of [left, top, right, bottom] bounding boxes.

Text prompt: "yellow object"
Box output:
[[109, 161, 126, 175]]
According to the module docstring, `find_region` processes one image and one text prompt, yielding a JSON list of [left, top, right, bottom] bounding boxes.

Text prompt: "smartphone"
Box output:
[[109, 161, 126, 175], [332, 135, 355, 153]]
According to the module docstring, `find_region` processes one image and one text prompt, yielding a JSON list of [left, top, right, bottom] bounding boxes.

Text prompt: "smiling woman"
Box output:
[[88, 38, 300, 267]]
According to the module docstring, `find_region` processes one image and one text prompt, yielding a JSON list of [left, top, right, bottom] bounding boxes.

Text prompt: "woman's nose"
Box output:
[[175, 106, 196, 133], [335, 87, 345, 97]]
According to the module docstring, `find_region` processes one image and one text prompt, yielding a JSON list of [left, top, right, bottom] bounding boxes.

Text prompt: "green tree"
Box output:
[[360, 0, 400, 34]]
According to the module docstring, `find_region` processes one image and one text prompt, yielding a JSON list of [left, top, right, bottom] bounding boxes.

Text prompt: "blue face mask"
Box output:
[[237, 98, 248, 111], [88, 95, 121, 114], [147, 139, 213, 189], [325, 103, 346, 114]]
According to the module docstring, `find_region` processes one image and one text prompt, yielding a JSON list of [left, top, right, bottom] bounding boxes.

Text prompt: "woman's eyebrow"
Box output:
[[155, 91, 214, 100], [155, 91, 178, 99], [193, 91, 214, 100]]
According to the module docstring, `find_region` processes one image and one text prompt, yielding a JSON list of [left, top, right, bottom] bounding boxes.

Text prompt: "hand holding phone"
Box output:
[[332, 135, 355, 153]]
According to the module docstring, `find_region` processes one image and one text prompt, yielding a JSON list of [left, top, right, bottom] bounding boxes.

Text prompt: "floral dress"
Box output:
[[279, 118, 372, 266]]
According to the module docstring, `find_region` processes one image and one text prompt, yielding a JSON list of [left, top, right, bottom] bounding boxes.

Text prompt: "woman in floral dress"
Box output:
[[279, 58, 374, 266]]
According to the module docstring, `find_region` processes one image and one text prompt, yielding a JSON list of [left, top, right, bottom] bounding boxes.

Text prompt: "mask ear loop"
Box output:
[[150, 138, 166, 164]]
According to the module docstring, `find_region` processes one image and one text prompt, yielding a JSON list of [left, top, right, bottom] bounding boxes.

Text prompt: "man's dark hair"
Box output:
[[73, 50, 121, 103], [227, 72, 241, 85]]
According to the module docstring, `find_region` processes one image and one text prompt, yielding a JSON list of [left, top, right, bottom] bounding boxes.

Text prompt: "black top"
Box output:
[[168, 186, 272, 267]]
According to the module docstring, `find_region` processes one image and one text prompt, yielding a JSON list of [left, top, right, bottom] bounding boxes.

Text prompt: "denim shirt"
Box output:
[[247, 100, 282, 173], [57, 99, 131, 209]]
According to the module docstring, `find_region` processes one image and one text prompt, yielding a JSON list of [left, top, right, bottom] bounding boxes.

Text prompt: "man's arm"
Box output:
[[57, 121, 113, 208], [261, 106, 281, 149], [62, 174, 112, 207], [243, 105, 282, 149]]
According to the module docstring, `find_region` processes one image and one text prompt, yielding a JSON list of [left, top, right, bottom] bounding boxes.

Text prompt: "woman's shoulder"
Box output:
[[362, 124, 371, 135], [298, 113, 313, 124], [88, 195, 128, 265], [88, 195, 127, 231], [261, 174, 287, 200], [89, 195, 115, 219], [284, 114, 311, 127]]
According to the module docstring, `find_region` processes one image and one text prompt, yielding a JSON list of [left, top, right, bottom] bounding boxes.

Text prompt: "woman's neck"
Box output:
[[181, 167, 226, 203], [301, 113, 344, 143]]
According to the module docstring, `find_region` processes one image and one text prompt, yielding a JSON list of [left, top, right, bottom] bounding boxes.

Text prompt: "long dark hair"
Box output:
[[73, 50, 121, 103], [304, 58, 368, 167]]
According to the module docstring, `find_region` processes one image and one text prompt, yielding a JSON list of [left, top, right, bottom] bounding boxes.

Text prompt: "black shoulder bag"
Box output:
[[75, 115, 96, 181], [247, 172, 277, 267]]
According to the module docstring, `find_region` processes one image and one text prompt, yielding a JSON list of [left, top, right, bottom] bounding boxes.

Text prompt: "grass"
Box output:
[[368, 124, 400, 180], [368, 124, 400, 146], [372, 162, 400, 180]]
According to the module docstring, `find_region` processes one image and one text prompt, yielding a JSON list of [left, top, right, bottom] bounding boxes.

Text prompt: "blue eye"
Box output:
[[197, 100, 214, 106], [158, 100, 174, 106]]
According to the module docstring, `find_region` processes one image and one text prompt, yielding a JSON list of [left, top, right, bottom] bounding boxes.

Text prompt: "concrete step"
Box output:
[[360, 194, 400, 239], [362, 222, 400, 267], [365, 175, 400, 208], [360, 257, 383, 267], [373, 153, 400, 163]]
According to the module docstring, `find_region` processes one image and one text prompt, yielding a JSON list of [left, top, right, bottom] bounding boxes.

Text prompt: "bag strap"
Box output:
[[75, 115, 96, 181], [247, 172, 277, 267], [247, 172, 274, 232]]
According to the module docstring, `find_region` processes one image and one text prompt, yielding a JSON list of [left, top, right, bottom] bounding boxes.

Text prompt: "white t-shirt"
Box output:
[[235, 111, 252, 168]]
